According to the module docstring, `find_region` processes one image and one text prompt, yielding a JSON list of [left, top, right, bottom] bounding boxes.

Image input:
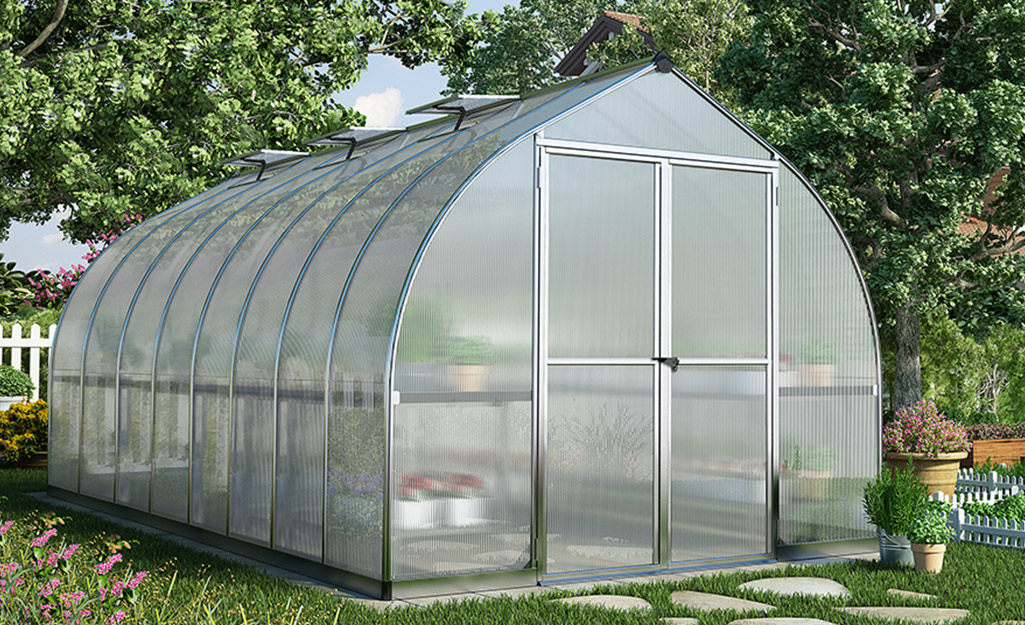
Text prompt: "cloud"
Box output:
[[354, 87, 405, 127], [41, 233, 63, 245]]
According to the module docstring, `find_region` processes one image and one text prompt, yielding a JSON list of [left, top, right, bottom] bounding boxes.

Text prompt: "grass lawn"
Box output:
[[2, 467, 1025, 624]]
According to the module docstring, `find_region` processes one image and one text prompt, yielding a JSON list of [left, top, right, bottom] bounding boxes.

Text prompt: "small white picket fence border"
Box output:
[[0, 323, 56, 402], [928, 469, 1025, 548]]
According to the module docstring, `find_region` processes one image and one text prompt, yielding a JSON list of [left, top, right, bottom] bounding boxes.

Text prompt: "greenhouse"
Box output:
[[47, 56, 881, 599]]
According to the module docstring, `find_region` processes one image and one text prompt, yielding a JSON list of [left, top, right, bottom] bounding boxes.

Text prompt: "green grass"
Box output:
[[3, 467, 1025, 623]]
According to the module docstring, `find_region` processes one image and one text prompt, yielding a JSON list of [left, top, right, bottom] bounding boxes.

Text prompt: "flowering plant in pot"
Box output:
[[905, 500, 954, 573], [883, 399, 971, 498], [863, 464, 926, 567], [0, 364, 34, 412]]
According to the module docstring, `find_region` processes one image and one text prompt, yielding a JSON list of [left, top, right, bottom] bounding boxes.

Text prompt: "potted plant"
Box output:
[[447, 336, 493, 393], [789, 445, 835, 500], [905, 502, 954, 573], [0, 365, 34, 412], [800, 341, 836, 387], [863, 464, 926, 567], [884, 399, 972, 498]]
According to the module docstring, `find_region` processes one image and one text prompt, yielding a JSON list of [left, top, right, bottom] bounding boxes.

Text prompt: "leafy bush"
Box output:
[[0, 400, 47, 463], [863, 465, 927, 535], [883, 399, 971, 455], [975, 458, 1025, 479], [0, 520, 148, 623], [0, 365, 33, 397], [993, 494, 1025, 521], [962, 501, 995, 517], [906, 510, 954, 544], [966, 423, 1025, 441]]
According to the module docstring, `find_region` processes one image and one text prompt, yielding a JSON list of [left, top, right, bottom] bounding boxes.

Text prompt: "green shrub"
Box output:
[[993, 494, 1025, 520], [0, 365, 33, 397], [906, 510, 954, 544], [963, 501, 995, 517], [863, 464, 927, 535], [0, 399, 47, 462]]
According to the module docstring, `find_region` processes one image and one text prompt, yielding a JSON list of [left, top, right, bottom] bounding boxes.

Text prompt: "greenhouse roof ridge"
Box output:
[[219, 149, 310, 180]]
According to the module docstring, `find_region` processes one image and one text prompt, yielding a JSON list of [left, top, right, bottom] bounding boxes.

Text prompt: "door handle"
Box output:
[[652, 356, 680, 372]]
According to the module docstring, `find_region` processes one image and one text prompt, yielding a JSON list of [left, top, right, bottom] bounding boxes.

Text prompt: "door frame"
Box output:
[[533, 133, 780, 580]]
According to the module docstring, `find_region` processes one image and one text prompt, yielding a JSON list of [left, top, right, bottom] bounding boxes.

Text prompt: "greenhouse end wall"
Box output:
[[48, 61, 881, 598]]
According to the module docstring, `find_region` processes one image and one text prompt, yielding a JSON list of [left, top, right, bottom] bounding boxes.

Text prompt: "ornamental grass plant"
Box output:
[[883, 399, 971, 456], [863, 465, 927, 535]]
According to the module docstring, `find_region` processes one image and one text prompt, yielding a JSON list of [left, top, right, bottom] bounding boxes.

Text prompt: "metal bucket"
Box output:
[[878, 529, 914, 567]]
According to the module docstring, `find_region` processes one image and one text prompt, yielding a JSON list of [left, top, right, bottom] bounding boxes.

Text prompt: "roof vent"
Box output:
[[304, 126, 404, 160], [220, 149, 308, 180], [407, 95, 518, 130]]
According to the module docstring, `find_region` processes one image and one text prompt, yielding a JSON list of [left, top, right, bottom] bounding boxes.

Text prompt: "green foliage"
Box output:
[[0, 399, 47, 462], [863, 464, 927, 535], [0, 364, 33, 397], [976, 458, 1025, 479], [963, 500, 995, 517], [719, 0, 1025, 400], [1, 0, 480, 244], [801, 341, 836, 365], [993, 494, 1025, 521], [441, 0, 749, 100], [905, 509, 954, 544], [0, 253, 31, 317], [447, 336, 494, 365]]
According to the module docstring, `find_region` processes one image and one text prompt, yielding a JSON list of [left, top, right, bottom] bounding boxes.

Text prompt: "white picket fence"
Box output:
[[0, 323, 56, 401], [929, 470, 1025, 548]]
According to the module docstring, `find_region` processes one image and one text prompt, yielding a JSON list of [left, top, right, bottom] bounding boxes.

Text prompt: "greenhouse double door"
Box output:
[[540, 144, 775, 576]]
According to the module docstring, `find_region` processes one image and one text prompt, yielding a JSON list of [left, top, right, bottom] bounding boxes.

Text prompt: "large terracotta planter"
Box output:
[[911, 542, 946, 573], [884, 452, 968, 498]]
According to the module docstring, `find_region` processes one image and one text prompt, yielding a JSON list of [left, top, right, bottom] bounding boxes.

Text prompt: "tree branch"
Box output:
[[17, 0, 69, 58]]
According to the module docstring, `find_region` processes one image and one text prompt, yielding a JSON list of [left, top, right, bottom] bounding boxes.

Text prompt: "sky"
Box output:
[[1, 0, 517, 274]]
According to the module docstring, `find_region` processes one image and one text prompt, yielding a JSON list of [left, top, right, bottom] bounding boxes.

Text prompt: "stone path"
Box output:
[[670, 590, 775, 613], [837, 607, 970, 623], [727, 619, 836, 625], [661, 619, 700, 625], [738, 577, 851, 599], [888, 588, 939, 601], [556, 595, 652, 610]]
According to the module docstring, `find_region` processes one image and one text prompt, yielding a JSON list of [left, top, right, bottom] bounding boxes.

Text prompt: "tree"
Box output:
[[1, 0, 479, 244], [441, 0, 748, 99], [718, 0, 1025, 409]]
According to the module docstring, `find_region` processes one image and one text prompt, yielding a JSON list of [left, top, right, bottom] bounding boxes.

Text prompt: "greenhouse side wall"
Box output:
[[777, 166, 880, 548], [391, 141, 534, 581]]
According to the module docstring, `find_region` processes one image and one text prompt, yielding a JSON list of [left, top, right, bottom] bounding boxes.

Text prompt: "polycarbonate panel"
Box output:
[[391, 143, 534, 580], [48, 179, 236, 492], [546, 71, 771, 160], [546, 366, 654, 573], [671, 366, 766, 561], [672, 166, 767, 357], [144, 150, 354, 524], [548, 155, 655, 358], [321, 83, 581, 580], [253, 126, 461, 559], [81, 195, 242, 501], [778, 166, 878, 545]]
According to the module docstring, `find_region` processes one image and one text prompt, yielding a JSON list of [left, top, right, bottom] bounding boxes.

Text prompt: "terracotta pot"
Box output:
[[884, 452, 968, 498], [800, 364, 835, 387], [451, 365, 488, 393], [911, 542, 946, 573]]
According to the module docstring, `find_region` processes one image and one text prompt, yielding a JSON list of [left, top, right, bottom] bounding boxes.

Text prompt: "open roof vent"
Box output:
[[407, 95, 518, 130], [220, 149, 308, 180], [304, 126, 404, 160]]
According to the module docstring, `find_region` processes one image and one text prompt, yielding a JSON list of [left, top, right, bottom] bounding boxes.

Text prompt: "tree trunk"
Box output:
[[894, 307, 923, 410]]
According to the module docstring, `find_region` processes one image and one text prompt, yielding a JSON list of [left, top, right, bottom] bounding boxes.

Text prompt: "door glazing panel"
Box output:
[[546, 366, 654, 573], [548, 155, 655, 358], [670, 366, 767, 561]]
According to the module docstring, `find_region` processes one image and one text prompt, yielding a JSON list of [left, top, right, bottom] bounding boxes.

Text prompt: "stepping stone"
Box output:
[[739, 577, 851, 599], [662, 619, 700, 625], [837, 607, 970, 623], [888, 589, 939, 601], [671, 590, 775, 613], [728, 619, 836, 625], [556, 595, 652, 611]]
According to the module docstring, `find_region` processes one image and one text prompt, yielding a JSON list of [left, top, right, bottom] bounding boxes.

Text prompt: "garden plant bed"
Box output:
[[4, 468, 1025, 623]]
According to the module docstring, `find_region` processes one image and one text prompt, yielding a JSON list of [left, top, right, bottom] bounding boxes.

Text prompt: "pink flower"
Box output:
[[107, 609, 127, 624], [38, 576, 60, 597], [59, 590, 85, 606], [0, 520, 13, 535], [60, 544, 79, 560], [31, 528, 58, 548], [127, 570, 147, 590], [96, 553, 122, 575]]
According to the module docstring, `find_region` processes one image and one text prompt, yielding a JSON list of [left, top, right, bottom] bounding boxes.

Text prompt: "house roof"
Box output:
[[554, 10, 657, 77]]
